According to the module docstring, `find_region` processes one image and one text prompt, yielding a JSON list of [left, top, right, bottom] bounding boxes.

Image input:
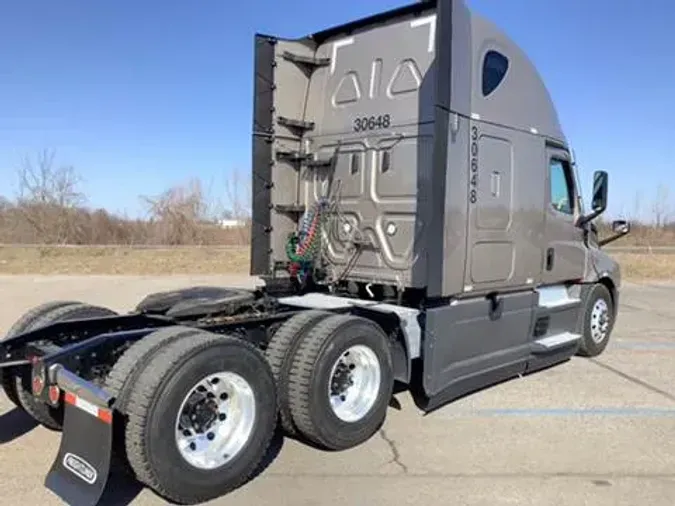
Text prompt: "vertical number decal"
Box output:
[[470, 125, 479, 204]]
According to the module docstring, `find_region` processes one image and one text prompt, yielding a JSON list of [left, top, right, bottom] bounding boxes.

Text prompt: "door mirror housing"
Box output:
[[578, 170, 609, 226], [591, 170, 608, 213], [612, 219, 630, 234], [598, 219, 631, 247]]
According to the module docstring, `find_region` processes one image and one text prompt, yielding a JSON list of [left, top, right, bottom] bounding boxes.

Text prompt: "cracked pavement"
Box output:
[[1, 276, 674, 505], [379, 428, 408, 474]]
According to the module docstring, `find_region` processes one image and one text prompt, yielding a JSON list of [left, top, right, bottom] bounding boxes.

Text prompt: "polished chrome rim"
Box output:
[[175, 371, 256, 470], [590, 298, 610, 343], [328, 345, 381, 423]]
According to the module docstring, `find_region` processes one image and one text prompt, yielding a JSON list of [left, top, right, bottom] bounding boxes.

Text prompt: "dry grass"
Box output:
[[0, 246, 671, 283], [0, 246, 250, 275], [610, 253, 675, 282]]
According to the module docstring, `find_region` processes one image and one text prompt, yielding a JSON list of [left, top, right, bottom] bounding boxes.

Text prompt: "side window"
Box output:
[[549, 159, 575, 214], [482, 50, 509, 96]]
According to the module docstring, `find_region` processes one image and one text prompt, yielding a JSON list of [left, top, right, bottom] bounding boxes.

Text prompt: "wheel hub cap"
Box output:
[[328, 345, 381, 423], [590, 299, 610, 343], [175, 372, 256, 470]]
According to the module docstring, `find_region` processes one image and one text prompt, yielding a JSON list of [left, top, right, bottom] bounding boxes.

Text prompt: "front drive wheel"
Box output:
[[577, 283, 615, 357], [287, 314, 394, 451], [123, 330, 277, 505]]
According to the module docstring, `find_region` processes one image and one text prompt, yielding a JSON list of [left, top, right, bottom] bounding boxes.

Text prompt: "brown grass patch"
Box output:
[[610, 253, 675, 282], [0, 246, 250, 275]]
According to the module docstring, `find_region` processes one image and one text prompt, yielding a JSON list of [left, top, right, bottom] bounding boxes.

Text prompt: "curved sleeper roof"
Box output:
[[470, 12, 567, 145], [302, 1, 566, 146]]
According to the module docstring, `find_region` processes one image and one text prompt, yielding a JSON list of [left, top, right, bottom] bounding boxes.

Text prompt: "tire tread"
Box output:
[[13, 303, 117, 430], [576, 283, 614, 358], [0, 301, 80, 407], [286, 313, 358, 447], [124, 331, 275, 504], [264, 310, 330, 434]]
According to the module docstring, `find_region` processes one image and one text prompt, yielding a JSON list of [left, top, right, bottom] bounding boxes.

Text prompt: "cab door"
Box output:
[[542, 146, 586, 284]]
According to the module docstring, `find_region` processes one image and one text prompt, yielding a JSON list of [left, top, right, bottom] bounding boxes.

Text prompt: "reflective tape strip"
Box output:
[[64, 392, 113, 424]]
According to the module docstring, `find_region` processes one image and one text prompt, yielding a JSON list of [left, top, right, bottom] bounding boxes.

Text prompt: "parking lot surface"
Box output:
[[1, 275, 674, 505]]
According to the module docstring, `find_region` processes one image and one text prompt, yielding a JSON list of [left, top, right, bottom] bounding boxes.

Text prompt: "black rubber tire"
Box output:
[[264, 310, 331, 435], [104, 325, 204, 476], [576, 283, 615, 357], [12, 303, 118, 430], [1, 300, 81, 407], [287, 313, 394, 451], [123, 330, 277, 505]]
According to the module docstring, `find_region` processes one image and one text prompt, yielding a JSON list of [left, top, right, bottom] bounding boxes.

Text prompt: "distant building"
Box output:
[[218, 219, 246, 229]]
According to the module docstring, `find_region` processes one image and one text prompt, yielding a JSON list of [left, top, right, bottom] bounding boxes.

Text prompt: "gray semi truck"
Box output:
[[0, 1, 630, 504]]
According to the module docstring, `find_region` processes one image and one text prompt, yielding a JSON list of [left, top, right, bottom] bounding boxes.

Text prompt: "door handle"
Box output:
[[546, 248, 555, 271]]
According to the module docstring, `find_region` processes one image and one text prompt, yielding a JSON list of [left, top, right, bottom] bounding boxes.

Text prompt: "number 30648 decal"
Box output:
[[353, 114, 391, 132]]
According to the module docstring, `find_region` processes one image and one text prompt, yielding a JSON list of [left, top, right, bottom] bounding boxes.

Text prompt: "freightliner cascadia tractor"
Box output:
[[0, 1, 630, 504]]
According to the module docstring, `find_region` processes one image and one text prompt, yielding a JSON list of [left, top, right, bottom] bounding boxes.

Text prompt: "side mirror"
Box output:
[[591, 170, 608, 213], [598, 219, 631, 247], [578, 170, 609, 227], [612, 219, 630, 235]]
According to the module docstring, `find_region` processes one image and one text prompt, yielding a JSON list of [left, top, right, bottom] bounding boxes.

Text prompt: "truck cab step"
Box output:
[[531, 332, 581, 354], [537, 286, 580, 309]]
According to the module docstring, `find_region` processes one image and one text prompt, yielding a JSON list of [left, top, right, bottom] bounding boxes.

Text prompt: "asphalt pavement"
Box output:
[[1, 275, 674, 505]]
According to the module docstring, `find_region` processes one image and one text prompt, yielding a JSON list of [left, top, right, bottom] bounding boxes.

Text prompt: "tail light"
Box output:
[[32, 375, 45, 395], [48, 385, 61, 405]]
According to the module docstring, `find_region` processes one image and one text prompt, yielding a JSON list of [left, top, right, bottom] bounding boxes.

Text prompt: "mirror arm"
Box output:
[[598, 229, 630, 247], [577, 209, 603, 227]]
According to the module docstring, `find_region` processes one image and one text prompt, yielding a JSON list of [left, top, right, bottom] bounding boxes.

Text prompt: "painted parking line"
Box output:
[[441, 407, 675, 418], [612, 341, 675, 351]]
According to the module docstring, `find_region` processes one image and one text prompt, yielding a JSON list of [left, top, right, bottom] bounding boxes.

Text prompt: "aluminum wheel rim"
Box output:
[[175, 371, 256, 470], [328, 344, 381, 423], [590, 298, 610, 343]]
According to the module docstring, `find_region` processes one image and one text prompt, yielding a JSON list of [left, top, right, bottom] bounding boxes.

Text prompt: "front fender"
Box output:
[[584, 247, 621, 290]]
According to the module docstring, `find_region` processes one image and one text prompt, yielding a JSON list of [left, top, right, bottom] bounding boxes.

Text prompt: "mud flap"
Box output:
[[45, 391, 113, 506]]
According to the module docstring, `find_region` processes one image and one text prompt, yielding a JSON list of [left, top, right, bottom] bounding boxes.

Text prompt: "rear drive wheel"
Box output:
[[1, 300, 80, 407], [123, 330, 277, 504], [4, 302, 117, 430], [104, 325, 206, 476], [264, 310, 331, 435], [287, 314, 394, 451], [577, 283, 615, 357]]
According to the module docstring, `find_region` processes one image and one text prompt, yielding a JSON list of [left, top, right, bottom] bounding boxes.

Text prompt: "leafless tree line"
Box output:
[[0, 150, 251, 245]]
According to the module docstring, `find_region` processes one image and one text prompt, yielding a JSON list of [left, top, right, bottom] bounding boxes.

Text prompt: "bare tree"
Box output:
[[16, 149, 85, 207], [631, 190, 643, 223], [222, 168, 251, 220], [14, 149, 86, 243], [140, 178, 211, 244], [652, 183, 671, 228]]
